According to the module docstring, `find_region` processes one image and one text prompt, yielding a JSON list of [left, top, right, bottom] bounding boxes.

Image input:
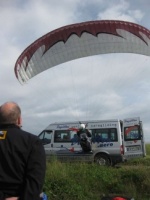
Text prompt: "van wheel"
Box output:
[[94, 154, 111, 166]]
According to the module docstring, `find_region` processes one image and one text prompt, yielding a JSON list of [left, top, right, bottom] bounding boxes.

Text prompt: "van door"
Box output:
[[122, 117, 146, 160]]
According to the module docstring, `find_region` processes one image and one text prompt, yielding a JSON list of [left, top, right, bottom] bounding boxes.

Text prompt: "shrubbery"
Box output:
[[43, 144, 150, 200]]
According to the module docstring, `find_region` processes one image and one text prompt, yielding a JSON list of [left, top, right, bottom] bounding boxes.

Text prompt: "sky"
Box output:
[[1, 0, 150, 142]]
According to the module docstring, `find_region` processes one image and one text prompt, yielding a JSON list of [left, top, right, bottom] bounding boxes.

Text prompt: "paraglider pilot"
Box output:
[[77, 123, 92, 153]]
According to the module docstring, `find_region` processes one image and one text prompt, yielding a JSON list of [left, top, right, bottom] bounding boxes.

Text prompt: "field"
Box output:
[[43, 144, 150, 200]]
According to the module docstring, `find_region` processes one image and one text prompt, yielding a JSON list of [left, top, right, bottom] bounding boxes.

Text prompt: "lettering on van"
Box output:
[[124, 119, 138, 123], [90, 123, 117, 128], [57, 124, 70, 129], [71, 137, 114, 146], [97, 143, 113, 147]]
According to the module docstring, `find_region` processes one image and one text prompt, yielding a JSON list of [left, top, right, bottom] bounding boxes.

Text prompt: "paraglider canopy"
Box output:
[[14, 20, 150, 84]]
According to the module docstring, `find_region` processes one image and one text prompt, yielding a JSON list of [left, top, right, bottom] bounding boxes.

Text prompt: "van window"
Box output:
[[92, 128, 118, 142], [124, 125, 140, 141], [70, 131, 79, 143], [54, 130, 71, 142], [39, 130, 52, 145], [54, 130, 80, 143]]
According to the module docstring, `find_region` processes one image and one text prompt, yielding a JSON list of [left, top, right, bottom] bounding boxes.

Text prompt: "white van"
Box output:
[[38, 117, 146, 166]]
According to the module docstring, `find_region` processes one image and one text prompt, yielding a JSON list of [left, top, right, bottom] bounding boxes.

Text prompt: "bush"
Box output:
[[43, 144, 150, 200]]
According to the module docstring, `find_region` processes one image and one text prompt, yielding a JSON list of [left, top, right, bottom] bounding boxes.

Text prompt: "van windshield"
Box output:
[[38, 130, 52, 144]]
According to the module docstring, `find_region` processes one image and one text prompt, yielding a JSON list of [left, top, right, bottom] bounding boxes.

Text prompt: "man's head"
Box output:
[[79, 123, 85, 130], [0, 102, 22, 127]]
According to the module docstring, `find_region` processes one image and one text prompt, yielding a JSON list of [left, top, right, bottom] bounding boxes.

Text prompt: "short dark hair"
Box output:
[[0, 102, 21, 124]]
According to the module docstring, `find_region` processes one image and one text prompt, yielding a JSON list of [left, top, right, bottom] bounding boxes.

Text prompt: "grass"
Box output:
[[43, 144, 150, 200]]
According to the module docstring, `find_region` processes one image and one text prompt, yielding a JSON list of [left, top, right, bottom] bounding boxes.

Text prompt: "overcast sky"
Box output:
[[1, 0, 150, 142]]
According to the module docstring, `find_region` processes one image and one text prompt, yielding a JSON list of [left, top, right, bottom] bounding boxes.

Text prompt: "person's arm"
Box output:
[[86, 129, 92, 137], [20, 139, 46, 200], [77, 130, 81, 137]]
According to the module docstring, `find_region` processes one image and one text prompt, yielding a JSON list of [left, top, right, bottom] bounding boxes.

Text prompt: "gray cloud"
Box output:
[[1, 0, 150, 142]]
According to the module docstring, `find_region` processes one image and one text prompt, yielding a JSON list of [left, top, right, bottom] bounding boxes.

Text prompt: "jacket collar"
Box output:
[[0, 124, 20, 129]]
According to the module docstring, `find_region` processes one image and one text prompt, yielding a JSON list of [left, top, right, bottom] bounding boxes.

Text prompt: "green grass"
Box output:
[[43, 144, 150, 200], [146, 143, 150, 155]]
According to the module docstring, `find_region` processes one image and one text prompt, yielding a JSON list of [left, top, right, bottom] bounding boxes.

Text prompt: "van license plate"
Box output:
[[127, 146, 140, 151]]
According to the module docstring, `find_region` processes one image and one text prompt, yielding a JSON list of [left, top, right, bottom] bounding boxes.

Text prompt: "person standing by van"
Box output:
[[77, 123, 92, 153], [0, 102, 46, 200]]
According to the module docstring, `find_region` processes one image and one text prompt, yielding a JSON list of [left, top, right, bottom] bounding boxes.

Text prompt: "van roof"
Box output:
[[45, 119, 121, 130], [52, 119, 120, 124]]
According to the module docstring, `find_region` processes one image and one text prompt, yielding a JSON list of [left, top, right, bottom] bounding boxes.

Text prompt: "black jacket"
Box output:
[[77, 129, 92, 138], [0, 124, 46, 200], [77, 129, 92, 152]]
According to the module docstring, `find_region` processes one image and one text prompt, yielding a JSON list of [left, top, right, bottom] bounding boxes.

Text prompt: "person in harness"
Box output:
[[77, 123, 92, 153]]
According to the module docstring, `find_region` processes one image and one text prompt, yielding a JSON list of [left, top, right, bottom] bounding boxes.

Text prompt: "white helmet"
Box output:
[[79, 123, 85, 130]]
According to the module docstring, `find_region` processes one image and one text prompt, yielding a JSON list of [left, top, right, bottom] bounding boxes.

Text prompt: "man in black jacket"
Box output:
[[77, 123, 92, 153], [0, 102, 46, 200]]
